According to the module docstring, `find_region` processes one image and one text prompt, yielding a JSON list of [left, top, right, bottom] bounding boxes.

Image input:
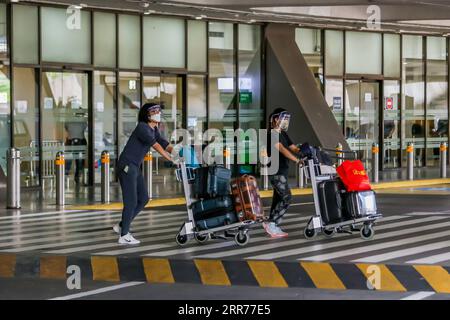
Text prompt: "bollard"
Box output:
[[407, 143, 414, 181], [144, 151, 153, 200], [440, 142, 447, 178], [101, 151, 110, 204], [224, 147, 231, 170], [6, 148, 21, 209], [371, 143, 379, 183], [296, 162, 305, 188], [336, 143, 343, 166], [55, 151, 65, 206]]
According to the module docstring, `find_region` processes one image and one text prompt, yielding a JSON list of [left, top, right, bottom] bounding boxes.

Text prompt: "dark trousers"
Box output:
[[269, 174, 292, 225], [118, 163, 150, 236], [65, 138, 87, 182]]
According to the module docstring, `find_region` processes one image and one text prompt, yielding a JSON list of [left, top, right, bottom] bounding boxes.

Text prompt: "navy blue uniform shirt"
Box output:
[[118, 122, 169, 168]]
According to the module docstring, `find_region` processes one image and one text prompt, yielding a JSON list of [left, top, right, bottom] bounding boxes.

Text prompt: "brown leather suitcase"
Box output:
[[230, 175, 265, 221]]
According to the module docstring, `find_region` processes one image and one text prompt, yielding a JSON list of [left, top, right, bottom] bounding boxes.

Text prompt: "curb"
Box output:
[[1, 254, 449, 293], [68, 178, 450, 211]]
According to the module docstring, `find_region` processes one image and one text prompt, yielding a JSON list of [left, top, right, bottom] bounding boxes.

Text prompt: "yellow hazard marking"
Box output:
[[142, 258, 175, 284], [440, 145, 448, 152], [414, 265, 450, 294], [247, 261, 288, 288], [194, 259, 231, 286], [68, 180, 450, 211], [40, 256, 67, 279], [301, 262, 346, 290], [372, 146, 379, 154], [55, 159, 65, 166], [356, 264, 406, 292], [406, 145, 414, 153], [91, 256, 120, 282], [0, 254, 16, 278], [144, 154, 153, 161]]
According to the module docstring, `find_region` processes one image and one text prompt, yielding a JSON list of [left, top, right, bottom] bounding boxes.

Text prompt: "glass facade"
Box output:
[[1, 1, 449, 193], [296, 28, 323, 91], [13, 67, 39, 186]]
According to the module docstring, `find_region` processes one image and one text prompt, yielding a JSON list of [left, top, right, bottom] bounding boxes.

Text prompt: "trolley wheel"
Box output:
[[235, 232, 250, 246], [194, 233, 210, 244], [323, 228, 336, 238], [175, 233, 189, 246], [303, 228, 316, 240], [360, 225, 375, 240]]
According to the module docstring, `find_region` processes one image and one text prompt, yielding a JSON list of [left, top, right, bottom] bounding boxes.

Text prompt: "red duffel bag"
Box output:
[[336, 160, 372, 192]]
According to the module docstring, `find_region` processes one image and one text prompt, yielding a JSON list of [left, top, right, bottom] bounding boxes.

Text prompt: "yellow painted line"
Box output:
[[247, 261, 288, 288], [301, 262, 346, 290], [91, 256, 120, 282], [40, 256, 67, 280], [194, 259, 231, 286], [356, 264, 407, 292], [142, 258, 175, 284], [371, 179, 450, 190], [414, 265, 450, 294], [0, 254, 16, 278], [69, 179, 450, 211]]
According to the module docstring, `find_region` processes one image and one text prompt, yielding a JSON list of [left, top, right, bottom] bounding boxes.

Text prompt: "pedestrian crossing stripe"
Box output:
[[2, 254, 449, 293]]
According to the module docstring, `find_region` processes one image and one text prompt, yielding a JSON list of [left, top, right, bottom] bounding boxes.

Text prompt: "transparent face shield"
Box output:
[[148, 105, 162, 123], [275, 111, 291, 131]]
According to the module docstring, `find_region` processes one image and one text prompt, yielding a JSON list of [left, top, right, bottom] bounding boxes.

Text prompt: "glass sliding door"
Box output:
[[0, 65, 10, 176], [426, 37, 448, 167], [118, 72, 140, 155], [41, 71, 89, 186], [94, 71, 117, 183], [345, 80, 380, 170], [143, 74, 184, 174], [13, 67, 39, 186], [383, 80, 401, 169], [402, 35, 425, 167]]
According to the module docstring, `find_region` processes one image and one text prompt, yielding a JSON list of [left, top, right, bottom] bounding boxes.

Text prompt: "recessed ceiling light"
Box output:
[[249, 19, 256, 23], [10, 0, 20, 3], [73, 4, 83, 9], [144, 10, 155, 15]]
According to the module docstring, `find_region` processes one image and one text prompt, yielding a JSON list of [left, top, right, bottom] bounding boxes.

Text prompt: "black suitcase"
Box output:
[[318, 179, 345, 224], [194, 166, 232, 199], [191, 196, 234, 219], [343, 190, 377, 219], [195, 209, 238, 231]]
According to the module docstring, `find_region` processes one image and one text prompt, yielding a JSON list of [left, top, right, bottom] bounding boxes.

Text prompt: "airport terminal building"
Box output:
[[0, 0, 449, 194]]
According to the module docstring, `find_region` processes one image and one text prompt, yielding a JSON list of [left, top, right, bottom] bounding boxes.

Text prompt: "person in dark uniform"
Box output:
[[263, 108, 302, 238], [65, 119, 88, 184], [113, 103, 176, 245]]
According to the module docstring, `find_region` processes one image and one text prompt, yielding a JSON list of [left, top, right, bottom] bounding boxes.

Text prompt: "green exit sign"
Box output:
[[239, 92, 252, 104]]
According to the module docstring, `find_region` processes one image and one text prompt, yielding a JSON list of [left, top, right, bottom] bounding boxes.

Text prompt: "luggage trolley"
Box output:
[[174, 159, 257, 247], [302, 158, 383, 241]]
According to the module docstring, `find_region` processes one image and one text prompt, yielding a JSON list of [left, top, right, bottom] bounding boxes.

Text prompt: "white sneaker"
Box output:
[[113, 223, 121, 235], [118, 233, 140, 245]]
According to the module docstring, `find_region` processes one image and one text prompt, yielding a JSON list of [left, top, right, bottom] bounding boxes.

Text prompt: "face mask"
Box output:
[[279, 119, 290, 131], [150, 113, 161, 123]]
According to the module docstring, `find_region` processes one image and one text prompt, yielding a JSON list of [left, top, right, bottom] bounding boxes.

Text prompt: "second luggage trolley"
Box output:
[[302, 158, 383, 241], [174, 159, 258, 247]]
